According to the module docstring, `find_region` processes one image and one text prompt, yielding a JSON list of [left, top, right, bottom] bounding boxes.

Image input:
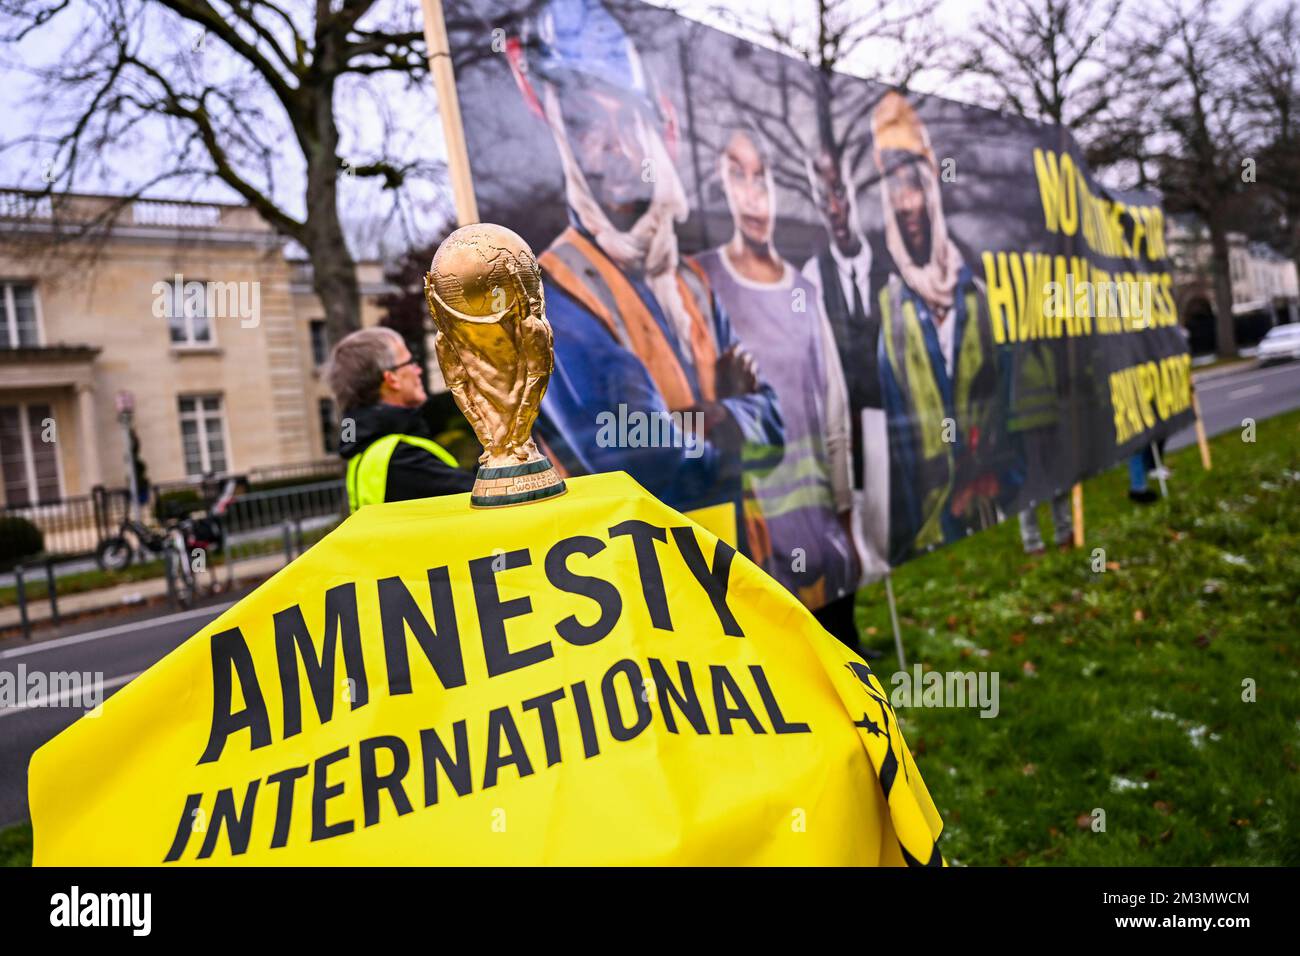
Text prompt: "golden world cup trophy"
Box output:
[[424, 222, 567, 507]]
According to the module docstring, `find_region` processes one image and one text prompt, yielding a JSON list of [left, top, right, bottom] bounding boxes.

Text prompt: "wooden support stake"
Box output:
[[1192, 390, 1212, 471], [420, 0, 480, 227], [1071, 483, 1084, 548]]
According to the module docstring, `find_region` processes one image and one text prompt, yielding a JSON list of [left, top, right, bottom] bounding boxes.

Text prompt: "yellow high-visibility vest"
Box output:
[[345, 433, 458, 512]]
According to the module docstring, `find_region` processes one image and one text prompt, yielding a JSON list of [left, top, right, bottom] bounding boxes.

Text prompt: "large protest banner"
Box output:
[[30, 473, 943, 865], [439, 0, 1194, 603]]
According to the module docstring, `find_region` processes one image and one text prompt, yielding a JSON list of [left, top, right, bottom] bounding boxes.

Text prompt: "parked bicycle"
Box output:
[[94, 477, 240, 606]]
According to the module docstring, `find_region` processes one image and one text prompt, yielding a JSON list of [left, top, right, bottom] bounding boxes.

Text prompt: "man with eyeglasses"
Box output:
[[327, 326, 474, 511]]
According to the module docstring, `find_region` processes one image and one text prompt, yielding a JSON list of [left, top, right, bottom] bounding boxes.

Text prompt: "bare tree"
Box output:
[[1142, 0, 1251, 357], [1239, 0, 1300, 286], [0, 0, 445, 342], [952, 0, 1157, 181], [955, 1, 1126, 128], [702, 0, 943, 204]]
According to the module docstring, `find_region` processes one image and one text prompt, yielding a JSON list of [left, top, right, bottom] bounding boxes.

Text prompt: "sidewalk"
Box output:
[[0, 552, 289, 634], [1191, 352, 1259, 383]]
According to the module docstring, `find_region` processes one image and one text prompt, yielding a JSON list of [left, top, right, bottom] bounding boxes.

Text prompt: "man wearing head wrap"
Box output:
[[871, 91, 1012, 562], [695, 124, 863, 651], [505, 0, 783, 548]]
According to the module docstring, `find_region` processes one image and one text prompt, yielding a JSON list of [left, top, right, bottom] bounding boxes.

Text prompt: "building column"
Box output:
[[77, 383, 103, 492]]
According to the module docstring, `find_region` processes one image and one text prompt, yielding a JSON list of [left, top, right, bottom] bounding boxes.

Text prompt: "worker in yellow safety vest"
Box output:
[[871, 92, 1016, 563], [326, 327, 475, 512]]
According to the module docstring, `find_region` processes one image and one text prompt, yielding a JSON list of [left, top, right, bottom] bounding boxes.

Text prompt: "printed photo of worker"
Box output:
[[801, 140, 892, 581], [503, 0, 784, 550], [694, 123, 861, 644], [870, 91, 1015, 563]]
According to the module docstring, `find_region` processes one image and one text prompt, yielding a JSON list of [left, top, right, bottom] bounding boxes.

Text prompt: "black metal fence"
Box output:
[[0, 486, 131, 559], [1, 459, 345, 563], [152, 458, 343, 501], [3, 478, 348, 638], [223, 480, 346, 542]]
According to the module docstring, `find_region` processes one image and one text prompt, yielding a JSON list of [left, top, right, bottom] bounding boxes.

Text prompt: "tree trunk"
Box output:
[[306, 214, 362, 345], [1206, 216, 1238, 357], [1291, 218, 1300, 321], [303, 46, 361, 345]]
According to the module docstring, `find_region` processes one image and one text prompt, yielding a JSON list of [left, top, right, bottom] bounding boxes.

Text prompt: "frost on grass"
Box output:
[[1110, 775, 1150, 793]]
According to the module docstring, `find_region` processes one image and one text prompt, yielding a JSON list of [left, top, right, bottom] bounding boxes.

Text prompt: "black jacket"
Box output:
[[339, 401, 475, 502]]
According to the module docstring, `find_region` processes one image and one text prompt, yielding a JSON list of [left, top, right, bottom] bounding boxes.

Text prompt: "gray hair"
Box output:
[[326, 326, 404, 411]]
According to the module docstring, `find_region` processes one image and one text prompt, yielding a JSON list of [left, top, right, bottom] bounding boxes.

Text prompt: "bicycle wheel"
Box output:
[[96, 536, 134, 572]]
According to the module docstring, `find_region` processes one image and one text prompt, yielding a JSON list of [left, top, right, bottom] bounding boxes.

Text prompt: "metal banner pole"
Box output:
[[884, 572, 906, 670], [1150, 443, 1170, 499]]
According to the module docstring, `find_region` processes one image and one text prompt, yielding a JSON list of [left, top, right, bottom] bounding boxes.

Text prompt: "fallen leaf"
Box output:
[[1075, 814, 1093, 830], [1022, 660, 1038, 675], [1154, 800, 1172, 815], [1022, 763, 1037, 776], [1133, 609, 1145, 622]]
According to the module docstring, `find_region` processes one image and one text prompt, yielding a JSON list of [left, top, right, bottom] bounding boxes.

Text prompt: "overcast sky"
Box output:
[[0, 0, 1265, 258]]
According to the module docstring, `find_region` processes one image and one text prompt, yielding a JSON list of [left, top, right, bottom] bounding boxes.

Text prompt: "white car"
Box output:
[[1256, 324, 1300, 366]]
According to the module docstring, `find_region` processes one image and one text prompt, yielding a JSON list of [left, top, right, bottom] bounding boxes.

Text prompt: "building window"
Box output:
[[319, 398, 338, 454], [1, 281, 41, 348], [164, 279, 214, 347], [0, 402, 61, 505], [310, 319, 329, 367], [178, 395, 228, 476]]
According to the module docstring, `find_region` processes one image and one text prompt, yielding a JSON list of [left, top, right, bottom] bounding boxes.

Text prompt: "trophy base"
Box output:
[[470, 456, 567, 508]]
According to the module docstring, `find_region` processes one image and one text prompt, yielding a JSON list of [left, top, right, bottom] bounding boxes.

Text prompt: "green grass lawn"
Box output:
[[3, 415, 1297, 867], [0, 823, 31, 867], [0, 559, 169, 608], [858, 410, 1300, 865]]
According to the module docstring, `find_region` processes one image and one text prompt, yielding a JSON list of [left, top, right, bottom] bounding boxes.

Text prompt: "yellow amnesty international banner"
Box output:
[[30, 472, 943, 866]]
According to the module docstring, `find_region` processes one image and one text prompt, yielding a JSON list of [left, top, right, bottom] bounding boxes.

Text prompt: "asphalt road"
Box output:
[[0, 600, 235, 828], [1169, 359, 1300, 451], [2, 359, 1299, 831]]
